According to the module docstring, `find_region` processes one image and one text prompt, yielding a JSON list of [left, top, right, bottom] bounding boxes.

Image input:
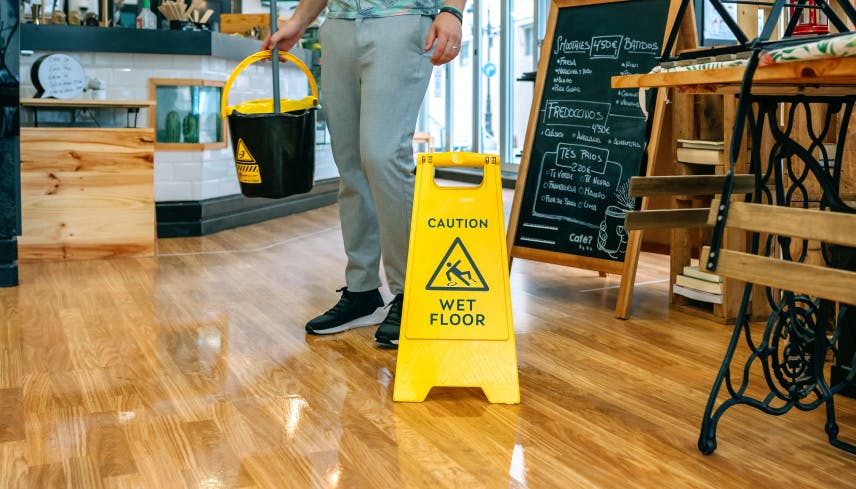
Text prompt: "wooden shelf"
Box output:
[[20, 98, 155, 109], [612, 57, 856, 93]]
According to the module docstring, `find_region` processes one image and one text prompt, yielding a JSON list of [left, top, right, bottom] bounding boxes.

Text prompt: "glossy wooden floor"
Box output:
[[2, 196, 855, 488]]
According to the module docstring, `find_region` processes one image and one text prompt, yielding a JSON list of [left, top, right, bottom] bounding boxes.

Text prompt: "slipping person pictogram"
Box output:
[[445, 259, 473, 286], [426, 237, 488, 291]]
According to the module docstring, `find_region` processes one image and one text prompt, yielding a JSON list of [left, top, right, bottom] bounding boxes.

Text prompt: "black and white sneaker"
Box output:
[[374, 294, 403, 348], [305, 287, 386, 335]]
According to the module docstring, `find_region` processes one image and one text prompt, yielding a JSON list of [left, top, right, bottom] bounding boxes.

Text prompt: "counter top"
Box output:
[[21, 24, 310, 62], [611, 57, 856, 93]]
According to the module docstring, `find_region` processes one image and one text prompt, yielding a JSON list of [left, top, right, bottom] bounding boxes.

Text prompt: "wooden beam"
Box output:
[[708, 200, 856, 247], [625, 209, 711, 230], [701, 246, 856, 305], [629, 174, 755, 197]]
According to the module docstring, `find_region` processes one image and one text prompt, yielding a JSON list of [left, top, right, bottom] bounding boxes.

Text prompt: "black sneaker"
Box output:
[[374, 294, 403, 348], [305, 287, 386, 335]]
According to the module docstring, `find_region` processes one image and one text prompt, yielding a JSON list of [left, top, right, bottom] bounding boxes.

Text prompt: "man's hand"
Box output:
[[262, 19, 306, 52], [261, 0, 326, 53], [425, 12, 463, 66]]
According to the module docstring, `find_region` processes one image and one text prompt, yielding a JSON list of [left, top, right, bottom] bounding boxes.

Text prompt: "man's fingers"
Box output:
[[424, 27, 437, 52], [430, 38, 461, 65]]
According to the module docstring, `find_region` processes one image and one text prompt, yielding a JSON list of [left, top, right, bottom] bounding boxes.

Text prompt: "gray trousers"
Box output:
[[319, 16, 435, 295]]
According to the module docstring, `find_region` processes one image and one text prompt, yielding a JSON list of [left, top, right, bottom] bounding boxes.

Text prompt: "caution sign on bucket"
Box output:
[[234, 139, 261, 184], [394, 152, 519, 404]]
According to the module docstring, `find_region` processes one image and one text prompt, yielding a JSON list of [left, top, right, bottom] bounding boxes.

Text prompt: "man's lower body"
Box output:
[[304, 15, 435, 347]]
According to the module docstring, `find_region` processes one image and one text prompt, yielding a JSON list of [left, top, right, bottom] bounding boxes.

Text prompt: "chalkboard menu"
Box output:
[[510, 0, 671, 263]]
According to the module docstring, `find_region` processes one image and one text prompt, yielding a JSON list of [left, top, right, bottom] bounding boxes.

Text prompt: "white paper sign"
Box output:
[[33, 54, 86, 99], [703, 0, 738, 41]]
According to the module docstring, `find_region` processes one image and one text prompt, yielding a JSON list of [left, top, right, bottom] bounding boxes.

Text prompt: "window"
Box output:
[[522, 25, 534, 56], [421, 0, 536, 167], [149, 79, 226, 150], [459, 41, 471, 67], [433, 70, 443, 98]]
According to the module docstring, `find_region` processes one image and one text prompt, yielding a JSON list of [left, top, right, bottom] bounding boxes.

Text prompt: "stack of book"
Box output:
[[673, 265, 723, 304], [816, 142, 837, 168], [676, 139, 725, 166]]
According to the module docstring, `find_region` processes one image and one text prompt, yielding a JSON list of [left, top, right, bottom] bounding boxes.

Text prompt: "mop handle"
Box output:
[[270, 0, 280, 113]]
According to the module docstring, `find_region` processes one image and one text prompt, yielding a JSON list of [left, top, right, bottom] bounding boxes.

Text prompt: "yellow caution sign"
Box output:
[[234, 138, 262, 184], [394, 152, 519, 404]]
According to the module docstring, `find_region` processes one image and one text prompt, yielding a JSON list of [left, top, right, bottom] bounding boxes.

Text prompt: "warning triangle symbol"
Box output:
[[426, 237, 489, 291], [235, 138, 257, 164]]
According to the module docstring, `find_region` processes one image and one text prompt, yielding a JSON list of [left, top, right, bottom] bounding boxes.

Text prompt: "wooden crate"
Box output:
[[19, 127, 156, 262]]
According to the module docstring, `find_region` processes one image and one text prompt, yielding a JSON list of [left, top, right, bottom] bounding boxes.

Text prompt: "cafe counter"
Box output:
[[19, 25, 336, 261]]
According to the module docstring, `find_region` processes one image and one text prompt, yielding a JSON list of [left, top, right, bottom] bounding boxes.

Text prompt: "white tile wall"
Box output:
[[20, 49, 337, 203], [157, 181, 195, 202]]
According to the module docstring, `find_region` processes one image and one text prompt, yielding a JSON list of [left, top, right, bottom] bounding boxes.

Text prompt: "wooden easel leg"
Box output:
[[615, 229, 643, 319]]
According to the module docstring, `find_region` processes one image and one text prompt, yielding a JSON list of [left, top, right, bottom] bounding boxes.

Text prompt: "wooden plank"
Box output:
[[701, 247, 856, 305], [20, 98, 154, 109], [219, 13, 276, 35], [714, 93, 749, 322], [509, 246, 625, 275], [708, 200, 856, 247], [612, 57, 856, 90], [19, 127, 156, 262], [626, 208, 710, 230], [629, 174, 754, 197], [639, 98, 674, 254], [0, 388, 24, 443], [670, 198, 695, 308]]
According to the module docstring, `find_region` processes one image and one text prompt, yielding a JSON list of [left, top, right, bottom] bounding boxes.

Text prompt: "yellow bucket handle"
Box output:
[[221, 50, 319, 119]]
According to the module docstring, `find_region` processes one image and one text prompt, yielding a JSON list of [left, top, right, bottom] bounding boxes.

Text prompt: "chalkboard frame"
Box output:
[[506, 0, 682, 318]]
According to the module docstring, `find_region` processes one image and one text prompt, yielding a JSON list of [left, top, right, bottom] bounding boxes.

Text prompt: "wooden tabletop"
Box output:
[[20, 98, 155, 109], [612, 56, 856, 93]]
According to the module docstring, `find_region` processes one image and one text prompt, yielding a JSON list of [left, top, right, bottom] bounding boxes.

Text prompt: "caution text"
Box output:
[[427, 218, 488, 229]]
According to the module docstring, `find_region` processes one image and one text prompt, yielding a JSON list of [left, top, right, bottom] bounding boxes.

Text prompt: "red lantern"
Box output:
[[789, 1, 830, 35]]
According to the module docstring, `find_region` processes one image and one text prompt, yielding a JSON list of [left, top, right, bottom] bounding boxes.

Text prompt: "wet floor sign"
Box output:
[[394, 152, 519, 404]]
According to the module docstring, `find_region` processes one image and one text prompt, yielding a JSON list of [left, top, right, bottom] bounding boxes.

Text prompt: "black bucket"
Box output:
[[227, 108, 316, 198], [222, 51, 319, 199]]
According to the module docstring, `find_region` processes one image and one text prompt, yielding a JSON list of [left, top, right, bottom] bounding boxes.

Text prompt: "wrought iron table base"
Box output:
[[698, 93, 856, 455]]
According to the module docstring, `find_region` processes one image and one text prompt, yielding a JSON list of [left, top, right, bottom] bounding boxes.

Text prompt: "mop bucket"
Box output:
[[222, 50, 319, 199]]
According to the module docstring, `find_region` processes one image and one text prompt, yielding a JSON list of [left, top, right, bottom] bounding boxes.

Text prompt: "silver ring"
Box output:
[[452, 45, 459, 49]]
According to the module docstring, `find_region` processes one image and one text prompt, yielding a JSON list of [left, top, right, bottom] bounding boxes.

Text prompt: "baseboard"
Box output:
[[157, 179, 339, 238], [0, 236, 18, 287]]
